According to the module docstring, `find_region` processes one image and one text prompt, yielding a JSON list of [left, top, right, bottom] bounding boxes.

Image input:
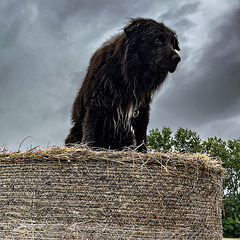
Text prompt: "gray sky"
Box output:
[[0, 0, 239, 151]]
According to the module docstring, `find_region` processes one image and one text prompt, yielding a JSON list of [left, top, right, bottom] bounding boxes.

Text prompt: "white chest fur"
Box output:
[[114, 103, 135, 133]]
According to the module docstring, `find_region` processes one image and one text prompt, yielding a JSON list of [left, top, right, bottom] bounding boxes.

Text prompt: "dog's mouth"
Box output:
[[150, 57, 181, 74], [163, 59, 181, 73], [168, 64, 178, 73], [159, 54, 181, 73], [153, 57, 180, 73], [156, 63, 178, 73]]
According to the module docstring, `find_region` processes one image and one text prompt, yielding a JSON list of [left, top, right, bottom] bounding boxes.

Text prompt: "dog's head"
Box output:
[[124, 18, 181, 74]]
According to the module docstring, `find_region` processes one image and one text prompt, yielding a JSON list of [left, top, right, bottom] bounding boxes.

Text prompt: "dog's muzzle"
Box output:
[[169, 53, 181, 73]]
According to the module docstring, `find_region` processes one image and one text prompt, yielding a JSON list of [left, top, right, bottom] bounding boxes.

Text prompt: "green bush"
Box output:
[[222, 217, 240, 238]]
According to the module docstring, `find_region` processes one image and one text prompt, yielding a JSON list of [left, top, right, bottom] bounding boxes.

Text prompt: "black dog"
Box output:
[[65, 18, 181, 152]]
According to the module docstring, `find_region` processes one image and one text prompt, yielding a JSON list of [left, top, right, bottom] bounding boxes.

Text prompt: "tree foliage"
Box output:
[[147, 127, 173, 152], [174, 127, 202, 153], [147, 127, 240, 237]]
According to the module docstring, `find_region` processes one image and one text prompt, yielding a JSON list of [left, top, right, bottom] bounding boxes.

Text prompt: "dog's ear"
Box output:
[[124, 18, 146, 37], [121, 45, 141, 84], [173, 36, 180, 51], [175, 40, 180, 51]]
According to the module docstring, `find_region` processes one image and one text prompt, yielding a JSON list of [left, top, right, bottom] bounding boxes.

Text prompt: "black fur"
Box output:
[[65, 18, 181, 152]]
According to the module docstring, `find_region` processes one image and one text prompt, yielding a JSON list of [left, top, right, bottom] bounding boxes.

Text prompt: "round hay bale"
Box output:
[[0, 146, 224, 239]]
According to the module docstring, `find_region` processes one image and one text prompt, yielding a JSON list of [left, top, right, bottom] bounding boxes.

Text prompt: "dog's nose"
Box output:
[[172, 54, 181, 63]]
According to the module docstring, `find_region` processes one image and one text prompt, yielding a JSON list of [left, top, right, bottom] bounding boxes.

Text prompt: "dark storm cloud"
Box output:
[[35, 0, 152, 30], [159, 2, 201, 23], [193, 8, 240, 117], [150, 7, 240, 139], [181, 7, 240, 119], [54, 0, 150, 21]]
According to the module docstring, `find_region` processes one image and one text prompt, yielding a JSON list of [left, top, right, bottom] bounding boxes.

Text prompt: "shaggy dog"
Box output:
[[65, 18, 181, 152]]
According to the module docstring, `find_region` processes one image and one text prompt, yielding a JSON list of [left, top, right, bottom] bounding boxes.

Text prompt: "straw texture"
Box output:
[[0, 146, 224, 239]]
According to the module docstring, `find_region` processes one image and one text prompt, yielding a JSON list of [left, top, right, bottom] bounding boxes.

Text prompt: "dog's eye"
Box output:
[[155, 38, 162, 44], [155, 36, 165, 45]]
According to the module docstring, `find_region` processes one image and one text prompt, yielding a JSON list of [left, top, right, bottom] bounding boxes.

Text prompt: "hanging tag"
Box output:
[[133, 109, 139, 118]]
